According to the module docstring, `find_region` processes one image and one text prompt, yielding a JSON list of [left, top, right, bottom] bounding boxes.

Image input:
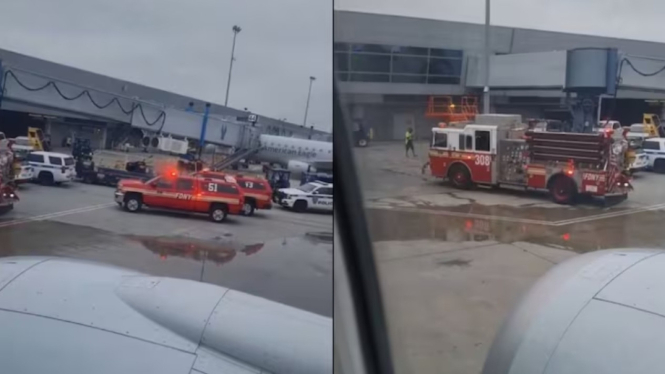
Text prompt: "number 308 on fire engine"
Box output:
[[474, 154, 491, 166]]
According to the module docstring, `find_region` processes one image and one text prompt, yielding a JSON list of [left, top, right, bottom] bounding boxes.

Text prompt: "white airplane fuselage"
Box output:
[[253, 134, 332, 173]]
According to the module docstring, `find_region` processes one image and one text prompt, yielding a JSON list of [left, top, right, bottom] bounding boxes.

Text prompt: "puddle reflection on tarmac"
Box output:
[[365, 206, 665, 253], [0, 220, 333, 316]]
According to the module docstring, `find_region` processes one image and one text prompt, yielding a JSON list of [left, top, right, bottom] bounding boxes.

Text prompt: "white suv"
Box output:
[[276, 182, 333, 213], [27, 151, 76, 185]]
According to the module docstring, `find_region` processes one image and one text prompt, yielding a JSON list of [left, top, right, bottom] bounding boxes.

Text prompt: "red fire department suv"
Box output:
[[114, 174, 244, 222], [196, 171, 273, 216]]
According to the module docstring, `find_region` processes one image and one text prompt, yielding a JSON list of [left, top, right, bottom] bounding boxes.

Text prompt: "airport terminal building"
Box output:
[[0, 47, 331, 151], [334, 10, 665, 141]]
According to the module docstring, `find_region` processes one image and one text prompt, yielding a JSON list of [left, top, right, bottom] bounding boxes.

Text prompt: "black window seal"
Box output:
[[334, 81, 395, 374]]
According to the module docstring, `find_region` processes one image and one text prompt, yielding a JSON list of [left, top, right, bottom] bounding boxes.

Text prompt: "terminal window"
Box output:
[[334, 42, 463, 85]]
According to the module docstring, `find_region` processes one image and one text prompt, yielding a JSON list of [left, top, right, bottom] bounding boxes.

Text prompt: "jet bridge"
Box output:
[[0, 61, 259, 149]]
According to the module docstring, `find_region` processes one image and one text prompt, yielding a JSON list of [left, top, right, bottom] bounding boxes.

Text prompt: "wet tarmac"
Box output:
[[0, 219, 332, 316], [365, 205, 665, 254], [354, 142, 665, 374]]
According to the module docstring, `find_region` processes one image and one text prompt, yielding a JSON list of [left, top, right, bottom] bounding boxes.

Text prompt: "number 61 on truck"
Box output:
[[426, 114, 632, 204]]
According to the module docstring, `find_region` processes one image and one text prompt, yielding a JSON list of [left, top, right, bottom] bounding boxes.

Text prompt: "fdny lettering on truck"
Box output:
[[582, 173, 606, 182]]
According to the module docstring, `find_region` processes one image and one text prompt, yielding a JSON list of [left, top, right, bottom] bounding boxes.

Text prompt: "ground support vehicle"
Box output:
[[300, 171, 333, 186], [275, 182, 333, 213], [27, 127, 50, 151], [114, 174, 244, 222], [264, 166, 292, 201], [78, 151, 203, 187], [196, 171, 272, 216], [78, 159, 152, 186], [26, 151, 76, 185], [427, 121, 632, 204]]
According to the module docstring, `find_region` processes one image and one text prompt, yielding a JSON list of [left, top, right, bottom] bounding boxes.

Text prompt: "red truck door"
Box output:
[[144, 177, 177, 208], [464, 128, 496, 184], [173, 177, 196, 210]]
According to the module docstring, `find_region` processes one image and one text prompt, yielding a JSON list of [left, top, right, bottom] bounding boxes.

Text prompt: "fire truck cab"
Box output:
[[431, 124, 499, 186], [428, 116, 632, 204]]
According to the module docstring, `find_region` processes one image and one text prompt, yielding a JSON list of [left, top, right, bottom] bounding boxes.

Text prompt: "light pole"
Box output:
[[483, 0, 491, 114], [224, 25, 241, 107], [303, 76, 316, 126]]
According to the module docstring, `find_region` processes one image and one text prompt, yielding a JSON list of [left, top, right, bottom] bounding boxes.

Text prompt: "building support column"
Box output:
[[100, 125, 108, 150]]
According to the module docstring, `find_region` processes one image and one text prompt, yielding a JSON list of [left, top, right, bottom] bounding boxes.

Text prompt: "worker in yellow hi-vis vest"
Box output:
[[405, 127, 416, 157]]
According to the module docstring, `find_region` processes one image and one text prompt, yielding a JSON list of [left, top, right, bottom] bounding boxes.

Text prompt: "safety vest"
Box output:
[[405, 131, 413, 143]]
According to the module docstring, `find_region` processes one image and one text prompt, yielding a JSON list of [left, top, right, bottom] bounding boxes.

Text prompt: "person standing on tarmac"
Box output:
[[405, 127, 416, 157]]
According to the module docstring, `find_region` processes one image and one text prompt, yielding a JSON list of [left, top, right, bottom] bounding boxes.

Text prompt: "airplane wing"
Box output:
[[0, 257, 332, 374]]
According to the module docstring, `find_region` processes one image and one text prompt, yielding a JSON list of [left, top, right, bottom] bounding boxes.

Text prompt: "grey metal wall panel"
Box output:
[[617, 55, 665, 92], [336, 11, 665, 59], [336, 10, 665, 97], [511, 28, 665, 58], [334, 11, 512, 53], [338, 81, 467, 96], [467, 51, 567, 88]]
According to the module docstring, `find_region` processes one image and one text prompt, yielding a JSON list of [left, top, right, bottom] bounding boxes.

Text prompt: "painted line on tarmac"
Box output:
[[366, 202, 665, 227], [0, 203, 115, 229], [364, 206, 554, 225], [552, 202, 665, 226]]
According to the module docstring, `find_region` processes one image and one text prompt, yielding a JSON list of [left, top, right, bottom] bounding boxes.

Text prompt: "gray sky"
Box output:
[[0, 0, 332, 132], [335, 0, 665, 44]]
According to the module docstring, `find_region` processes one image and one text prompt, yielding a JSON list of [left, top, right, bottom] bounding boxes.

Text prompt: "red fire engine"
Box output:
[[427, 118, 632, 204]]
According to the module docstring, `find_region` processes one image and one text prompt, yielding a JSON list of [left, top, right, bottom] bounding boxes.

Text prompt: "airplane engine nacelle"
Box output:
[[287, 160, 311, 174]]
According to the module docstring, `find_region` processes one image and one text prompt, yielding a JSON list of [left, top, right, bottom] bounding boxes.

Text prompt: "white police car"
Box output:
[[26, 151, 76, 185], [276, 182, 333, 213]]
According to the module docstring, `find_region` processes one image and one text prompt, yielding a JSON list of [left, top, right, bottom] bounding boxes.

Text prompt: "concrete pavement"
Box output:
[[0, 181, 333, 317], [355, 141, 665, 374]]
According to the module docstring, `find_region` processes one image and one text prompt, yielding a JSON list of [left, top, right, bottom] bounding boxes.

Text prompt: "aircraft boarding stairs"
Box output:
[[210, 146, 261, 171]]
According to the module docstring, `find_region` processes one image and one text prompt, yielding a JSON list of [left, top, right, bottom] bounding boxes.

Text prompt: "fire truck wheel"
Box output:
[[242, 200, 255, 216], [209, 204, 228, 223], [549, 176, 577, 205], [123, 194, 143, 213], [0, 204, 13, 215], [654, 159, 665, 174], [448, 165, 472, 189]]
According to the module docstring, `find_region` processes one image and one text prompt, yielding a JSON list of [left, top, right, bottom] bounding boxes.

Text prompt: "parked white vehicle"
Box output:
[[276, 182, 333, 213], [9, 137, 35, 152], [26, 151, 76, 185], [642, 138, 665, 173], [13, 162, 34, 184], [630, 149, 649, 173]]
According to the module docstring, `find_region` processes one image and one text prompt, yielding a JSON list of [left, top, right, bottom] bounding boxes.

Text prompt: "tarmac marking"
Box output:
[[0, 203, 115, 229], [366, 202, 665, 227]]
